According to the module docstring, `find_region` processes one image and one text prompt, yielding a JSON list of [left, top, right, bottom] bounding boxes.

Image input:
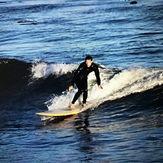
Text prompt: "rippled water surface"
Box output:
[[0, 0, 163, 162]]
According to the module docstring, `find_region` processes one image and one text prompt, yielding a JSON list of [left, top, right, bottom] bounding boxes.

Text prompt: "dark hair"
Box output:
[[85, 55, 93, 61]]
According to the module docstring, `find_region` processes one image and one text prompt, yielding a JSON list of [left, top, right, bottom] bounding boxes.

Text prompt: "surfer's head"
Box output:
[[85, 55, 93, 67]]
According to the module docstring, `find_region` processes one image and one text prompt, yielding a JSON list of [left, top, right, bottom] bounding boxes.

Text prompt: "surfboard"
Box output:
[[36, 107, 85, 121]]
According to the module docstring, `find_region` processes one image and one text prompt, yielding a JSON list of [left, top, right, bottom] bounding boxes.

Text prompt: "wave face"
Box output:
[[1, 58, 162, 111], [46, 64, 163, 111], [0, 59, 30, 105]]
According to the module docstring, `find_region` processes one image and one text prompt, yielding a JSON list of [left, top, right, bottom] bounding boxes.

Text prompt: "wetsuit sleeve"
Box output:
[[94, 64, 101, 86], [70, 63, 83, 86]]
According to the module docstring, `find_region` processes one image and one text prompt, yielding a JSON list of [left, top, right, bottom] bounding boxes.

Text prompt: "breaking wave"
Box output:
[[0, 58, 163, 111]]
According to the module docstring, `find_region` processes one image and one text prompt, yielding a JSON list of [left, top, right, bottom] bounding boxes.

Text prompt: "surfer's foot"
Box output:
[[82, 103, 86, 108], [69, 103, 75, 109]]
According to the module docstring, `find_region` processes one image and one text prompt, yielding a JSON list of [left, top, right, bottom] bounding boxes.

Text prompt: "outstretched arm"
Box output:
[[94, 64, 103, 89], [69, 62, 84, 91]]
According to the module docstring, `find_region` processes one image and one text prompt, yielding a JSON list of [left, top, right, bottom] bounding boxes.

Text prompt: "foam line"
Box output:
[[32, 62, 77, 79], [47, 67, 163, 111]]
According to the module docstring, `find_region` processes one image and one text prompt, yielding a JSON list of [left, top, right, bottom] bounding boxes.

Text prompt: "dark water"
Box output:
[[0, 0, 163, 162]]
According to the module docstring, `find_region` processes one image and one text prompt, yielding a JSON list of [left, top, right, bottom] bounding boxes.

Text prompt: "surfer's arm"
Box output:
[[94, 64, 103, 89], [94, 64, 101, 85], [70, 62, 84, 86], [68, 85, 73, 91], [69, 72, 77, 91], [69, 63, 83, 91]]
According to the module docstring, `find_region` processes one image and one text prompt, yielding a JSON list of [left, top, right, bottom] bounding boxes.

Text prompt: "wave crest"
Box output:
[[31, 62, 77, 79], [47, 67, 163, 111]]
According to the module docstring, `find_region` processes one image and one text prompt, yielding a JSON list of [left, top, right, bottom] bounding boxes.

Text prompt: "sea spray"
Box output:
[[46, 67, 163, 111], [32, 62, 77, 79]]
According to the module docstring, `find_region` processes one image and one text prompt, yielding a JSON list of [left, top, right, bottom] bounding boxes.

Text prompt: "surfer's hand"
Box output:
[[68, 85, 73, 91], [98, 85, 103, 89]]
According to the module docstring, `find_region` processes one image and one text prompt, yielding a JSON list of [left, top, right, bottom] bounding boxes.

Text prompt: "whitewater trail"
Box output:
[[31, 62, 163, 111], [32, 62, 77, 79]]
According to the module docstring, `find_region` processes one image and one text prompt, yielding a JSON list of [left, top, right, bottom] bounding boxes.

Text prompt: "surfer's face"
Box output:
[[86, 59, 92, 67]]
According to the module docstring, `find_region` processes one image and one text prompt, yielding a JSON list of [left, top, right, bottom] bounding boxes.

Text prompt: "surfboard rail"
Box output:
[[36, 108, 81, 117], [36, 104, 91, 121]]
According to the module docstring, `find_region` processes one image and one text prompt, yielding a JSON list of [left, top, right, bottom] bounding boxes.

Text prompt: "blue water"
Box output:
[[0, 0, 163, 162]]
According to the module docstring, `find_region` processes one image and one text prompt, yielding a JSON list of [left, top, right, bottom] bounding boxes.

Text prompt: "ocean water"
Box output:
[[0, 0, 163, 162]]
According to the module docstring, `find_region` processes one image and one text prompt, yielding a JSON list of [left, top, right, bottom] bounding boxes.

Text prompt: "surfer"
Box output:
[[68, 55, 103, 109]]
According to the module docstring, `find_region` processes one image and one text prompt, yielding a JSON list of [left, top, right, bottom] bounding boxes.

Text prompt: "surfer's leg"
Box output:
[[70, 80, 87, 109], [83, 89, 88, 104], [72, 89, 82, 104], [70, 90, 82, 109], [82, 80, 88, 107], [71, 81, 83, 105], [70, 93, 80, 109]]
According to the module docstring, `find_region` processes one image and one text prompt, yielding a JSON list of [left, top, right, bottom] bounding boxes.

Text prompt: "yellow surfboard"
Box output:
[[36, 108, 81, 117], [36, 107, 84, 121]]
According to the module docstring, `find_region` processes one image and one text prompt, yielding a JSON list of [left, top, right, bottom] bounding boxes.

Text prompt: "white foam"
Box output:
[[31, 62, 77, 79], [47, 67, 163, 111]]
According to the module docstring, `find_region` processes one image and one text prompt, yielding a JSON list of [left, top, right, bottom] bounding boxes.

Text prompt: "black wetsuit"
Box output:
[[71, 62, 101, 104]]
